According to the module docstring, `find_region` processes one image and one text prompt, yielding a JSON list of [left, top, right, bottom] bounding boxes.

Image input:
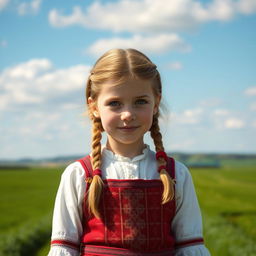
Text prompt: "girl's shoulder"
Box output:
[[60, 160, 86, 181], [172, 158, 192, 184]]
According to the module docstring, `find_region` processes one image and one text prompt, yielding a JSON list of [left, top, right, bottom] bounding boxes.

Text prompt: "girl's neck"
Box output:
[[106, 140, 146, 159]]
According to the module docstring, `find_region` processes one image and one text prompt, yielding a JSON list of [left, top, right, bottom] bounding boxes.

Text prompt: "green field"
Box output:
[[0, 163, 256, 256]]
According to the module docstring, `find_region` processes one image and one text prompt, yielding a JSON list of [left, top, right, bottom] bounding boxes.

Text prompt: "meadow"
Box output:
[[0, 160, 255, 256]]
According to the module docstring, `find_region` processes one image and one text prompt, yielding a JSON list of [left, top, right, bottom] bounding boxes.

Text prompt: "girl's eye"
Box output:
[[135, 99, 148, 105], [108, 101, 121, 107]]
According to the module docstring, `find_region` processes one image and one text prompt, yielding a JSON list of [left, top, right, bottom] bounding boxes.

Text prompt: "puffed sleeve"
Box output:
[[172, 161, 211, 256], [48, 162, 86, 256]]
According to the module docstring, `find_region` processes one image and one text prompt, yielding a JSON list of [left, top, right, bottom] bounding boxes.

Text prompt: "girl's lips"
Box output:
[[118, 126, 139, 130]]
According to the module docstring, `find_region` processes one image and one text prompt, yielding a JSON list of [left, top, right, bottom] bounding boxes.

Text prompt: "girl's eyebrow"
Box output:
[[135, 95, 150, 98], [105, 96, 120, 101], [106, 95, 150, 101]]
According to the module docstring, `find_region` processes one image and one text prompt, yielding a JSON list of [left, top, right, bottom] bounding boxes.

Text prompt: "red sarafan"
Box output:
[[79, 155, 176, 256]]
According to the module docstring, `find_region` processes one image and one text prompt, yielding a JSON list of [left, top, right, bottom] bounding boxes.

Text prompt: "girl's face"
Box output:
[[89, 78, 160, 154]]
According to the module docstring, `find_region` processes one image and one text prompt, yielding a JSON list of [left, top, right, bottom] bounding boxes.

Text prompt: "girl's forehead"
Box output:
[[99, 78, 154, 96]]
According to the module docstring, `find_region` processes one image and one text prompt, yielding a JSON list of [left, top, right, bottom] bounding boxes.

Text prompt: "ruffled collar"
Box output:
[[102, 145, 150, 162]]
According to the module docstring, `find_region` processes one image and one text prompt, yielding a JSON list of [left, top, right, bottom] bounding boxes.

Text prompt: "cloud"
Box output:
[[245, 86, 256, 96], [18, 0, 42, 16], [168, 61, 183, 70], [212, 109, 246, 130], [0, 59, 90, 111], [171, 108, 204, 125], [48, 0, 256, 33], [0, 59, 93, 159], [236, 0, 256, 14], [224, 118, 245, 129], [0, 107, 91, 159], [0, 0, 9, 11], [170, 107, 247, 131], [86, 34, 190, 57]]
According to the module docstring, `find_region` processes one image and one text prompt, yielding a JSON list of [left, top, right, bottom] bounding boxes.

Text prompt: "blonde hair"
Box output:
[[86, 49, 174, 218]]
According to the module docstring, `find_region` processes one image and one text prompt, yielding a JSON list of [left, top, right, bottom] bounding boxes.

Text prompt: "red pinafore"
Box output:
[[77, 155, 176, 256]]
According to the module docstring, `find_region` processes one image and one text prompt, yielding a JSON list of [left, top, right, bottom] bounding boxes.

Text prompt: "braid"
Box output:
[[150, 113, 164, 152], [150, 114, 175, 203], [91, 119, 103, 169], [87, 118, 104, 218]]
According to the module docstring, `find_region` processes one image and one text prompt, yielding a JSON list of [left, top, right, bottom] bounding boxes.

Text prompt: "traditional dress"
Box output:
[[48, 145, 211, 256]]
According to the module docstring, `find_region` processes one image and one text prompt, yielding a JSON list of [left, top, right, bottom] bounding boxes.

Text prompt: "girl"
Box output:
[[48, 49, 211, 256]]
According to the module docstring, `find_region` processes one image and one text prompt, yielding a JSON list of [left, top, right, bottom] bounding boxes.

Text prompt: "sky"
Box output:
[[0, 0, 256, 160]]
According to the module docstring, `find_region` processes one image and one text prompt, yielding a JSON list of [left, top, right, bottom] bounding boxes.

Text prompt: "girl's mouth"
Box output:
[[118, 126, 139, 131]]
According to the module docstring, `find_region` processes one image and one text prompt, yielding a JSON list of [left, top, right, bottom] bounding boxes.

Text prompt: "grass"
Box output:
[[0, 167, 62, 232], [191, 166, 256, 255], [0, 163, 256, 255], [0, 166, 63, 256]]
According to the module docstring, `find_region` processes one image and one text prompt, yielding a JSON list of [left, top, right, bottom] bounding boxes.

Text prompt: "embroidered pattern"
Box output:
[[83, 180, 175, 251]]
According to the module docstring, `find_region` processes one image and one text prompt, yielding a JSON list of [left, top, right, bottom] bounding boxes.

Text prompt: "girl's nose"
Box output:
[[121, 110, 135, 122]]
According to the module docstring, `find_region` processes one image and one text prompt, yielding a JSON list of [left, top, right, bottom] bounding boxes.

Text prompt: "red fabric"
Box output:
[[155, 151, 168, 161], [175, 238, 204, 248], [93, 168, 102, 177], [77, 156, 176, 255], [81, 244, 174, 256], [158, 165, 167, 173], [51, 239, 80, 251]]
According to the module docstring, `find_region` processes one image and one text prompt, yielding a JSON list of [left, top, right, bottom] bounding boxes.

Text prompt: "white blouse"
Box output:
[[48, 146, 211, 256]]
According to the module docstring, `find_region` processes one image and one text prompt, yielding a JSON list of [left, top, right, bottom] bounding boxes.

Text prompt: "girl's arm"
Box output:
[[172, 161, 211, 256], [48, 162, 86, 256]]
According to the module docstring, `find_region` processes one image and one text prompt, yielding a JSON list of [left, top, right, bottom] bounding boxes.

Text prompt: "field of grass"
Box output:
[[192, 166, 256, 255], [0, 166, 63, 256], [0, 162, 256, 255]]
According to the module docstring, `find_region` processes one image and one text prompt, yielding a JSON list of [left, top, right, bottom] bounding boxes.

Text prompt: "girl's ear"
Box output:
[[88, 97, 100, 118], [153, 95, 161, 115]]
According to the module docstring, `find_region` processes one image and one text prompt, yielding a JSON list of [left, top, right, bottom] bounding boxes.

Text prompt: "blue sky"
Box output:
[[0, 0, 256, 159]]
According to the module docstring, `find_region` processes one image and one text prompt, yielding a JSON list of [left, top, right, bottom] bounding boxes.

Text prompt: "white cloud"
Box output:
[[0, 60, 92, 159], [4, 59, 52, 79], [86, 34, 190, 57], [245, 86, 256, 96], [0, 59, 90, 111], [18, 0, 42, 16], [172, 108, 203, 125], [236, 0, 256, 14], [48, 0, 256, 32], [224, 118, 245, 129], [168, 61, 183, 70], [211, 108, 246, 130], [0, 0, 9, 11]]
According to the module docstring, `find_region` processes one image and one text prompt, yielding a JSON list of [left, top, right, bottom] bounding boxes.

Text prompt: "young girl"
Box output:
[[48, 49, 211, 256]]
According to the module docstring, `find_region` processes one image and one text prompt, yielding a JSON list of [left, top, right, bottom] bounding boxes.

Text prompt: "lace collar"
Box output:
[[102, 145, 150, 163]]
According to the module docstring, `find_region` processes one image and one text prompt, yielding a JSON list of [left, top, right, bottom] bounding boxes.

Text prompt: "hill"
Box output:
[[1, 153, 256, 169]]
